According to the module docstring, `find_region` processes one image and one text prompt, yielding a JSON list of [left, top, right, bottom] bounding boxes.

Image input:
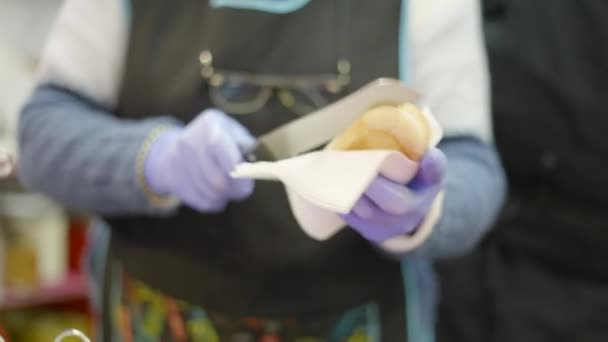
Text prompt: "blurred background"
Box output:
[[0, 1, 92, 341]]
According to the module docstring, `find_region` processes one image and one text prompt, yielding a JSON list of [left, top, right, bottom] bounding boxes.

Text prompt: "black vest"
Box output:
[[488, 0, 608, 206], [105, 0, 408, 324], [487, 0, 608, 272]]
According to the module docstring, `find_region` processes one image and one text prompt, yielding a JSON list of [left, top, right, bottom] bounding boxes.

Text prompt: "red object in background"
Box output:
[[258, 334, 281, 342], [0, 324, 10, 342], [0, 272, 88, 311], [68, 217, 90, 272]]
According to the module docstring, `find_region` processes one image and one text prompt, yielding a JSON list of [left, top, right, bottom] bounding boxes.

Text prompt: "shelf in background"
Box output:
[[0, 272, 88, 310]]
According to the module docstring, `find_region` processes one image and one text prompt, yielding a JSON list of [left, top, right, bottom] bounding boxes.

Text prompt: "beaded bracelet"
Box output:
[[135, 124, 180, 209]]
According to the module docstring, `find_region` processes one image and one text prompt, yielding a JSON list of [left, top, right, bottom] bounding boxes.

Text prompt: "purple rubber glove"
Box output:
[[342, 147, 448, 242], [144, 109, 256, 212]]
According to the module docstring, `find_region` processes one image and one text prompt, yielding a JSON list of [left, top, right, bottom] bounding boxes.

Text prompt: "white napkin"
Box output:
[[232, 150, 418, 239], [231, 100, 443, 241]]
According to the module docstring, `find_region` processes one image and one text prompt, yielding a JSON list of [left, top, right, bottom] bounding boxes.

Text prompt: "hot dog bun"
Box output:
[[326, 103, 431, 161]]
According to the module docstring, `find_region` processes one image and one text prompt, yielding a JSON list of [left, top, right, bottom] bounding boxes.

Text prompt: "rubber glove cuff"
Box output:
[[144, 127, 183, 196], [136, 125, 182, 209], [379, 191, 445, 253]]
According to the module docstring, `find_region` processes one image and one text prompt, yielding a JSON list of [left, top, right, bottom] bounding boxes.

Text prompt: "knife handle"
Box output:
[[242, 143, 277, 163]]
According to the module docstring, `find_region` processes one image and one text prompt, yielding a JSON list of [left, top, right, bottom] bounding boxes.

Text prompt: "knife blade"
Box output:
[[243, 78, 423, 162]]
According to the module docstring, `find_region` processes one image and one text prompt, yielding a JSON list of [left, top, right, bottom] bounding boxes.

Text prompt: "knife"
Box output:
[[243, 78, 423, 162]]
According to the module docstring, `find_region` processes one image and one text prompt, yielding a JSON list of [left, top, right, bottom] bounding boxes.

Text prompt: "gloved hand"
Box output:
[[342, 148, 447, 242], [144, 109, 256, 212]]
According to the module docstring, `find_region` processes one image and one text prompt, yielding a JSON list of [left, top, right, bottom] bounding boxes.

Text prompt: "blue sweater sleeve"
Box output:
[[19, 84, 506, 256], [18, 84, 182, 215], [409, 136, 507, 259]]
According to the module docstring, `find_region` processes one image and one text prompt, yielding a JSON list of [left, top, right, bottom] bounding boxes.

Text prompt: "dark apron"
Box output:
[[102, 0, 409, 340], [437, 1, 608, 341]]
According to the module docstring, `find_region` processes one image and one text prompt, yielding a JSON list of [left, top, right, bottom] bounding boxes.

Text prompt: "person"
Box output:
[[436, 1, 608, 341], [17, 0, 506, 340]]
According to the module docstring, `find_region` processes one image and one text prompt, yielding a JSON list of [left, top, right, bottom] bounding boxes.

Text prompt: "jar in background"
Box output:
[[0, 192, 68, 292]]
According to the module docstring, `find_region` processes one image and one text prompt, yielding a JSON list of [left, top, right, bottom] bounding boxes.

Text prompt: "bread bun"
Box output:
[[327, 103, 431, 161]]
